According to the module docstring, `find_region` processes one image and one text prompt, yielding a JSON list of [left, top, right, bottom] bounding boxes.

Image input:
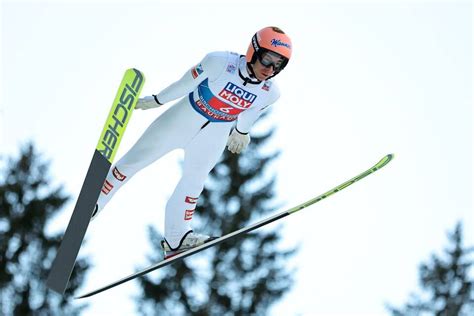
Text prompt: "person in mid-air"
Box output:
[[91, 26, 292, 259]]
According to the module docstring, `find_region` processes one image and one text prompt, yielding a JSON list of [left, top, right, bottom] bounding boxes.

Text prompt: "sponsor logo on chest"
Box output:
[[218, 82, 257, 109]]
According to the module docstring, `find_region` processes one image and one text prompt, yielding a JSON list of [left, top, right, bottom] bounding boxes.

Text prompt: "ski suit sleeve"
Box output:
[[155, 53, 227, 104], [235, 82, 280, 134]]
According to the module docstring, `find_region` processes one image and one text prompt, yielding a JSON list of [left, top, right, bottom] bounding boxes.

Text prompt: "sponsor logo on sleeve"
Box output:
[[191, 64, 204, 79], [226, 63, 237, 74]]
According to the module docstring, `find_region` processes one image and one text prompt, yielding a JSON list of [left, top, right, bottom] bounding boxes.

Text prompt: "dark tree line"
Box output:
[[387, 222, 474, 316], [2, 141, 471, 316], [0, 143, 89, 315]]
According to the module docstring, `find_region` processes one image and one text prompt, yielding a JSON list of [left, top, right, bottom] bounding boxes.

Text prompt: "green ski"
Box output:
[[76, 154, 394, 299], [46, 69, 145, 294]]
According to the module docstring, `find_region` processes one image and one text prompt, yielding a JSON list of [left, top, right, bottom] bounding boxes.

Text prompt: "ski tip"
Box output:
[[126, 68, 145, 77], [376, 153, 395, 169]]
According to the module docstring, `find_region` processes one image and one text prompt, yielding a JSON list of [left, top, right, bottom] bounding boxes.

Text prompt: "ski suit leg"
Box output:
[[95, 99, 205, 215], [165, 121, 233, 247]]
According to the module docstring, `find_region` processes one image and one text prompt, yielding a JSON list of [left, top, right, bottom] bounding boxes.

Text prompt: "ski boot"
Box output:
[[161, 231, 218, 259]]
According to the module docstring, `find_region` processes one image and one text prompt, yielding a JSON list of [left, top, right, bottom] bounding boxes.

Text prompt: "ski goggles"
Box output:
[[257, 51, 287, 71]]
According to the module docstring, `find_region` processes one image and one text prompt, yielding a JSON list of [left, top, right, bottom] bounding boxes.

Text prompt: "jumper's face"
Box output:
[[252, 51, 285, 80]]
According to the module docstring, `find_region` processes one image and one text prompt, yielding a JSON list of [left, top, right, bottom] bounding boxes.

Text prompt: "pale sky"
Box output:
[[1, 0, 472, 315]]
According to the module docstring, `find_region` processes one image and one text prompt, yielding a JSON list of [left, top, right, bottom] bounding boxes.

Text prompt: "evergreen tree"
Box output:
[[136, 118, 296, 315], [0, 143, 90, 315], [387, 222, 474, 316]]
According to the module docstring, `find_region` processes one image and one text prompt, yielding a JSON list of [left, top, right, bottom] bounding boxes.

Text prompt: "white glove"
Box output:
[[135, 95, 163, 110], [227, 128, 250, 154]]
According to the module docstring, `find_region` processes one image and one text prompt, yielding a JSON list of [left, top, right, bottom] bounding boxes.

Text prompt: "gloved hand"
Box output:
[[227, 128, 250, 154], [135, 95, 162, 110]]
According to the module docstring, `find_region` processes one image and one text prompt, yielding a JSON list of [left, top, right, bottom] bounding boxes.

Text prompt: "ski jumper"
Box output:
[[96, 51, 280, 248]]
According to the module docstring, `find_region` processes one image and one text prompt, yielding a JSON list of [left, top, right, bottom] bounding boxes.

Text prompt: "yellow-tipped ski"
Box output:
[[97, 68, 145, 163], [47, 69, 145, 295]]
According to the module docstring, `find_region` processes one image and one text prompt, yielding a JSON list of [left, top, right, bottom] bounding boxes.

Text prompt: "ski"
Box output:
[[46, 69, 145, 294], [76, 153, 394, 299]]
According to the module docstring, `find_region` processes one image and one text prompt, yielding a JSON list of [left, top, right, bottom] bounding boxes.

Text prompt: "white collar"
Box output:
[[238, 56, 262, 85]]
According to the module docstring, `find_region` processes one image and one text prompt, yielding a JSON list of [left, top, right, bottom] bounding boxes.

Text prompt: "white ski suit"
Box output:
[[96, 51, 280, 248]]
